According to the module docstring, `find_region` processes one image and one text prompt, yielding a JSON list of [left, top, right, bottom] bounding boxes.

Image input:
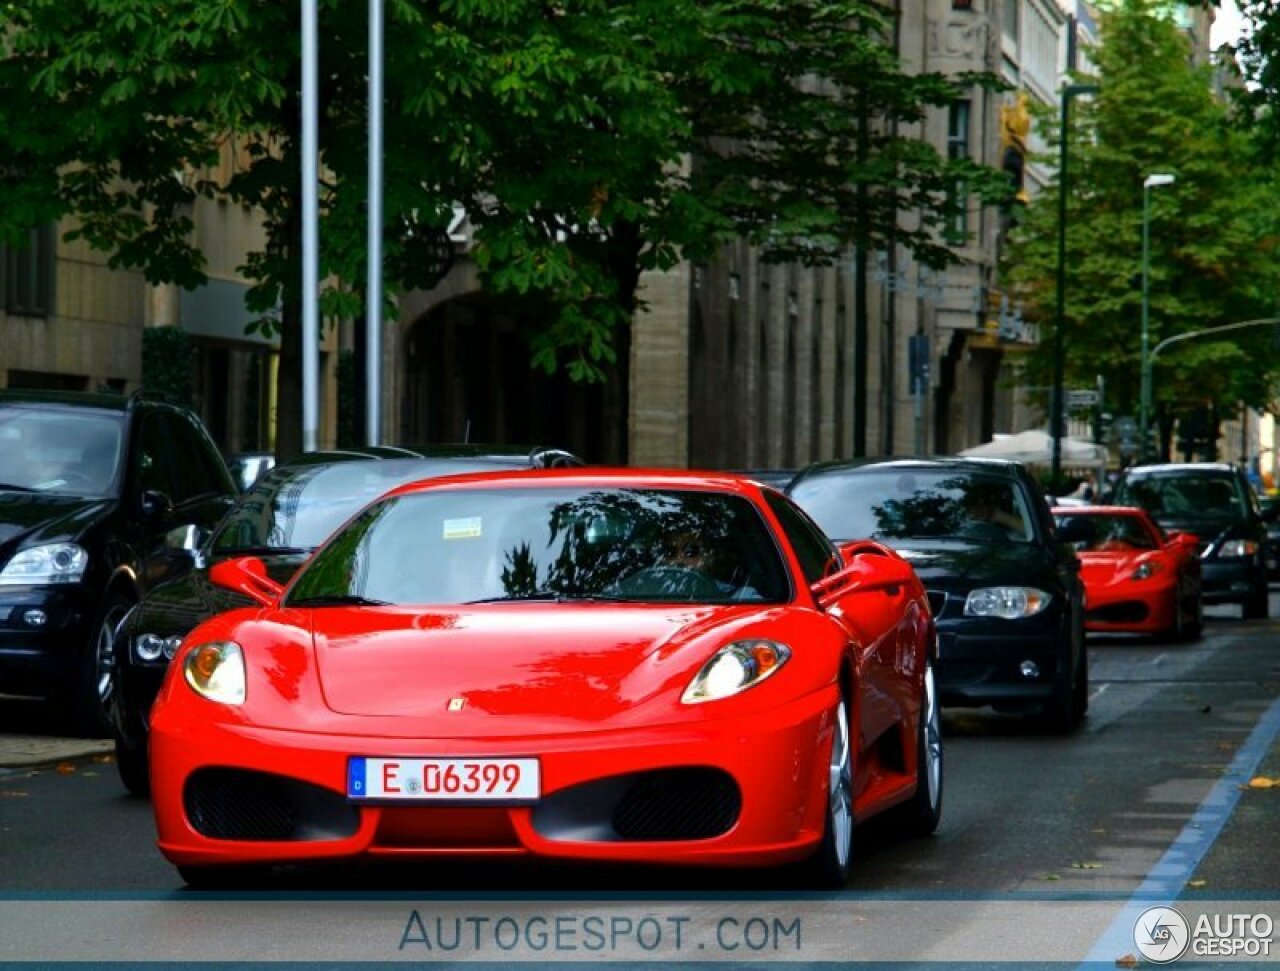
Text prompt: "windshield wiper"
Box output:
[[288, 594, 391, 607]]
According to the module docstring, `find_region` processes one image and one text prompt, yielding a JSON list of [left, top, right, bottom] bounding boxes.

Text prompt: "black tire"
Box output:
[[799, 688, 854, 888], [1041, 617, 1087, 735], [1243, 577, 1269, 620], [114, 733, 150, 798], [1177, 591, 1203, 642], [894, 654, 943, 837], [65, 593, 133, 737]]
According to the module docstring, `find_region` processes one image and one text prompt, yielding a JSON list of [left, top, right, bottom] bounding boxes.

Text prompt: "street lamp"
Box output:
[[1139, 172, 1176, 461], [1051, 83, 1099, 492]]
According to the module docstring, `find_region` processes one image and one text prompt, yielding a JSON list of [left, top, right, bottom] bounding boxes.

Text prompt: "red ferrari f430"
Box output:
[[150, 470, 942, 887]]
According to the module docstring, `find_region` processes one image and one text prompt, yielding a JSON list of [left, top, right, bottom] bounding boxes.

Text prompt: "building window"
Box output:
[[953, 0, 973, 8], [4, 224, 55, 317], [946, 101, 971, 244], [1003, 0, 1019, 45]]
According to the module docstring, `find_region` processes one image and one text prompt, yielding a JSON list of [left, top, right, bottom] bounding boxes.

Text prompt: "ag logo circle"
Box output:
[[1134, 906, 1190, 964]]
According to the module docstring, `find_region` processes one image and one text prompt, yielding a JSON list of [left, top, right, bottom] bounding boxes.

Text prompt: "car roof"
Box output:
[[1120, 462, 1238, 477], [0, 388, 132, 413], [790, 455, 1025, 485], [381, 466, 769, 499]]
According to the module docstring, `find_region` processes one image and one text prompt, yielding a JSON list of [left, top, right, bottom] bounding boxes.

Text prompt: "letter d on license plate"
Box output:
[[347, 757, 540, 801]]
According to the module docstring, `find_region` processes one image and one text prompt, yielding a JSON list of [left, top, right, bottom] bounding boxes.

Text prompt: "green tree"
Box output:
[[1003, 0, 1280, 457], [1, 0, 1005, 458]]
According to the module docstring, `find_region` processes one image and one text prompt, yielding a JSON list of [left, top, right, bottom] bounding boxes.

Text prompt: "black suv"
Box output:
[[788, 458, 1089, 732], [0, 390, 237, 731], [1109, 462, 1275, 619]]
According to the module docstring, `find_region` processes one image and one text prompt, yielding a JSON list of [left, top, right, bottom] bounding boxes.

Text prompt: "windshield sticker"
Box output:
[[443, 517, 483, 540]]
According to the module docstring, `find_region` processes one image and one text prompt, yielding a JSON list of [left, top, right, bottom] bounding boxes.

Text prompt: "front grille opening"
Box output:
[[1087, 602, 1149, 623], [184, 768, 359, 842], [611, 768, 741, 841]]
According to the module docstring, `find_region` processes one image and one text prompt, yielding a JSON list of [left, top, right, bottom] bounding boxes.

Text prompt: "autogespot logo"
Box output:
[[1134, 906, 1191, 964]]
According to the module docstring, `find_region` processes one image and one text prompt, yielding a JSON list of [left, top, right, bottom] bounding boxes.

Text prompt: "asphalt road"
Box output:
[[0, 596, 1277, 897]]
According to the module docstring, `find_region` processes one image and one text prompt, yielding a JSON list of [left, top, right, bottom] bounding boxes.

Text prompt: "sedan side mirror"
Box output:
[[140, 489, 174, 521]]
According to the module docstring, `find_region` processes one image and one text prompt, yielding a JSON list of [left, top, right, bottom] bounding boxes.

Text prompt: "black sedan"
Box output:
[[788, 458, 1089, 733], [108, 445, 581, 795]]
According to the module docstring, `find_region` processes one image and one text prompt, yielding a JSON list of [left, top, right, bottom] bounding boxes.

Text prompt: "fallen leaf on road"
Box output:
[[92, 753, 114, 764], [54, 762, 76, 775], [1091, 828, 1107, 835], [1043, 874, 1061, 881], [1248, 776, 1276, 789], [1188, 879, 1207, 888], [0, 790, 28, 798], [1116, 954, 1140, 968], [80, 771, 99, 777], [1071, 862, 1104, 869]]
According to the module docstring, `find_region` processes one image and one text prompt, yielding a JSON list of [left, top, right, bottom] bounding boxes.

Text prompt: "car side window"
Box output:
[[765, 492, 839, 584], [134, 411, 175, 498], [176, 411, 235, 499]]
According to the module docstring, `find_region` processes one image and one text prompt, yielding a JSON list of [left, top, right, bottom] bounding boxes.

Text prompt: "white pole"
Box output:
[[366, 0, 384, 446], [301, 0, 320, 452]]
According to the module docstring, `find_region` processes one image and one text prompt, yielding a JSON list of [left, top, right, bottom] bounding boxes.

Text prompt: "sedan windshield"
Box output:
[[790, 469, 1035, 543], [1113, 473, 1245, 520], [1055, 513, 1159, 552], [0, 406, 123, 497], [285, 487, 791, 606]]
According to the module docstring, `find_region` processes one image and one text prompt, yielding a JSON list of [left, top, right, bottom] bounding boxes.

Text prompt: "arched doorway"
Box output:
[[401, 296, 628, 464]]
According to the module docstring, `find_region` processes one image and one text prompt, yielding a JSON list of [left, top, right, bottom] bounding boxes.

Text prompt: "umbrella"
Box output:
[[958, 428, 1108, 465]]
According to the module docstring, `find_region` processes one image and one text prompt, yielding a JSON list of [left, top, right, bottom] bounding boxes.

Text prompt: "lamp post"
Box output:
[[1139, 172, 1176, 461], [1051, 83, 1099, 493]]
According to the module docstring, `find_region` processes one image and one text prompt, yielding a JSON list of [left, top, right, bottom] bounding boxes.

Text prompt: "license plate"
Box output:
[[347, 757, 540, 801]]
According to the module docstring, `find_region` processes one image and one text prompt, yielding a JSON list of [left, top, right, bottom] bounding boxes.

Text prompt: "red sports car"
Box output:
[[150, 469, 941, 887], [1051, 505, 1203, 639]]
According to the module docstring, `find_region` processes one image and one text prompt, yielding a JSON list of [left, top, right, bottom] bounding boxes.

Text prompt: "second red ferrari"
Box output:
[[150, 469, 942, 887], [1052, 505, 1202, 640]]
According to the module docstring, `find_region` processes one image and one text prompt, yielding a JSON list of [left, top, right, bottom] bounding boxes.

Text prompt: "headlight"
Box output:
[[135, 633, 185, 663], [1130, 561, 1165, 581], [682, 639, 791, 704], [183, 641, 246, 705], [964, 587, 1051, 619], [0, 544, 88, 586], [1219, 539, 1259, 558]]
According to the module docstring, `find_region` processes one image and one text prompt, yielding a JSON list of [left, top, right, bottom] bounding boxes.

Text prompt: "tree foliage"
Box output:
[[1, 0, 1006, 456], [1003, 0, 1280, 451]]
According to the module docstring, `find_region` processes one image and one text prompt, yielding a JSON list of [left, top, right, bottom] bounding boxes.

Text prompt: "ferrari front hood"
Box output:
[[310, 603, 751, 729]]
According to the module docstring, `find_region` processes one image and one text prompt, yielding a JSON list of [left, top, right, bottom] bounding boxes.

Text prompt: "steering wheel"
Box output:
[[609, 566, 725, 600]]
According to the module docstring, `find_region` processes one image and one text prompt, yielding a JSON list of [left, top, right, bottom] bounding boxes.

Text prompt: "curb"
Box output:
[[0, 737, 113, 770]]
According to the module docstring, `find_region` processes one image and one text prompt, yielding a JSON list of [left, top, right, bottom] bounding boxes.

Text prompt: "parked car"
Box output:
[[788, 457, 1089, 732], [109, 444, 582, 795], [1108, 462, 1275, 619], [148, 468, 940, 888], [1051, 505, 1203, 640], [224, 452, 276, 492], [0, 389, 237, 733]]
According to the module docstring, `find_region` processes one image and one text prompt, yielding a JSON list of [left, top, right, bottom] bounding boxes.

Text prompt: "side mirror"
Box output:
[[812, 542, 915, 600], [1167, 530, 1199, 549], [1055, 517, 1097, 544], [165, 524, 208, 569], [140, 489, 174, 520], [209, 556, 283, 607]]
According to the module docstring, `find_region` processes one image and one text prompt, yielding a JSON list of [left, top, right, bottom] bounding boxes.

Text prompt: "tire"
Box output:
[[799, 689, 854, 888], [1243, 576, 1269, 620], [1177, 589, 1203, 642], [1041, 615, 1087, 735], [895, 654, 943, 837], [65, 593, 133, 737], [114, 733, 150, 798]]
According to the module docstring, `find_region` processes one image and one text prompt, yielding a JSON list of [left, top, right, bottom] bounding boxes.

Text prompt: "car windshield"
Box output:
[[285, 486, 791, 606], [790, 469, 1035, 543], [0, 406, 123, 497], [1114, 473, 1245, 519], [1056, 513, 1158, 552], [210, 458, 532, 553]]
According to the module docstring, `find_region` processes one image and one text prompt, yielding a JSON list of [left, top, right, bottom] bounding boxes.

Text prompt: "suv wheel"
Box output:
[[70, 593, 133, 736]]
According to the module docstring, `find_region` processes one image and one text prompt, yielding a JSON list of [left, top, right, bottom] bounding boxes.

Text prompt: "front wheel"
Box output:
[[799, 691, 854, 888], [1243, 577, 1269, 620], [114, 734, 150, 798], [895, 655, 943, 836], [63, 594, 133, 736]]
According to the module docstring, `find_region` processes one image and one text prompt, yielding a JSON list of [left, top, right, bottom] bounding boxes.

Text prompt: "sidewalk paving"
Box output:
[[0, 735, 112, 769]]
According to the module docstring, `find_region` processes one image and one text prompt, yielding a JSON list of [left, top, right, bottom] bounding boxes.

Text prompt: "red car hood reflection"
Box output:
[[311, 604, 759, 729]]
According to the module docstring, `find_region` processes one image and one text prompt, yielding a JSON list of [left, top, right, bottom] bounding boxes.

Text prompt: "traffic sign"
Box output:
[[1066, 389, 1100, 409]]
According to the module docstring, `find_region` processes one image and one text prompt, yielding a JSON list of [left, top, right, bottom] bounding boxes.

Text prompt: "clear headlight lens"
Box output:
[[682, 639, 791, 704], [964, 587, 1051, 619], [0, 544, 88, 585], [1130, 561, 1165, 581], [183, 641, 246, 705], [1219, 539, 1259, 558], [135, 633, 185, 663]]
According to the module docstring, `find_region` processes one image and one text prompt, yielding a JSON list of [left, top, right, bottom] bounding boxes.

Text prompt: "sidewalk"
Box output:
[[0, 734, 112, 769]]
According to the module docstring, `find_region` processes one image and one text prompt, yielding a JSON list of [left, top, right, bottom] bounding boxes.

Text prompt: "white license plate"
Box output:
[[347, 757, 540, 801]]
